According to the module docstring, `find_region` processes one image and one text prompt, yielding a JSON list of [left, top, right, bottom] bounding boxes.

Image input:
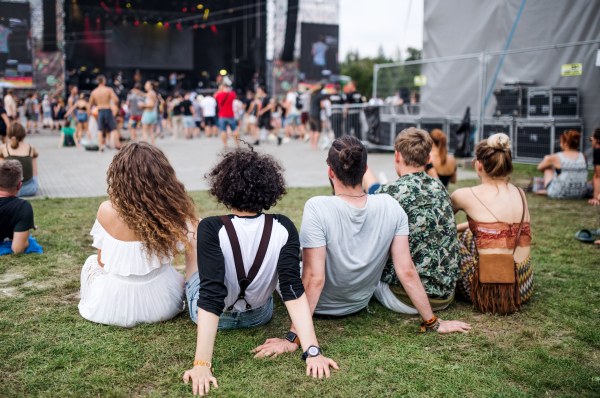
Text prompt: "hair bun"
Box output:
[[487, 133, 511, 152], [339, 146, 363, 170]]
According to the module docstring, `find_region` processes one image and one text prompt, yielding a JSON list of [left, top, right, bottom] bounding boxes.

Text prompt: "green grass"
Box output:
[[1, 165, 599, 397]]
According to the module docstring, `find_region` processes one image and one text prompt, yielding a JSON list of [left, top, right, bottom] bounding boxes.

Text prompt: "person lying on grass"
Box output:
[[183, 144, 338, 396], [253, 136, 470, 359], [0, 160, 40, 254]]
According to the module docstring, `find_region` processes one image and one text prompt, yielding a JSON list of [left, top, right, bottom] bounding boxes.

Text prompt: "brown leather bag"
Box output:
[[471, 189, 526, 314]]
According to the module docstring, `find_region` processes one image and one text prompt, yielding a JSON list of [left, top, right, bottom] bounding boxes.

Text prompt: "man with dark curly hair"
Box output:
[[253, 136, 471, 358], [183, 144, 339, 395]]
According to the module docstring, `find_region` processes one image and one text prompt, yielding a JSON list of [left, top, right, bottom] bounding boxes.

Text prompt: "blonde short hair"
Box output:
[[394, 127, 433, 167]]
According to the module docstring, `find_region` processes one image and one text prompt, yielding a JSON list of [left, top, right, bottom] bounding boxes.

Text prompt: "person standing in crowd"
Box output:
[[78, 142, 198, 328], [537, 130, 587, 200], [300, 88, 311, 137], [41, 95, 52, 129], [180, 92, 196, 140], [64, 93, 90, 143], [183, 145, 338, 395], [344, 80, 364, 139], [126, 83, 145, 141], [0, 98, 9, 144], [256, 85, 278, 145], [589, 128, 600, 206], [321, 93, 332, 138], [170, 92, 184, 140], [192, 94, 203, 137], [284, 87, 305, 140], [67, 86, 79, 124], [0, 160, 41, 254], [53, 98, 66, 130], [244, 90, 259, 140], [0, 123, 39, 197], [215, 84, 239, 147], [3, 89, 18, 122], [200, 92, 217, 138], [308, 84, 325, 150], [329, 86, 345, 139], [453, 133, 533, 315], [429, 129, 457, 188], [89, 75, 120, 150], [363, 128, 461, 314], [139, 81, 159, 145], [49, 96, 58, 130], [24, 92, 39, 134]]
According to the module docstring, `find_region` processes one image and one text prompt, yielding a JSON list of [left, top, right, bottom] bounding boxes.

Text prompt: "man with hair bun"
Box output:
[[253, 136, 470, 358], [0, 160, 39, 254]]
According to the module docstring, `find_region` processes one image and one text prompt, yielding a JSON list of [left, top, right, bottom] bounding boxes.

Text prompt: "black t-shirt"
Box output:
[[260, 96, 271, 121], [329, 94, 346, 105], [172, 100, 183, 116], [180, 100, 193, 116], [594, 148, 600, 166], [346, 91, 364, 104], [0, 196, 34, 241], [309, 92, 326, 118], [0, 106, 6, 132]]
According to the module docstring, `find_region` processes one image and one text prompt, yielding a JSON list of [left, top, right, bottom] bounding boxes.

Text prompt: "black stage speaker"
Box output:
[[280, 0, 298, 62], [43, 0, 57, 52]]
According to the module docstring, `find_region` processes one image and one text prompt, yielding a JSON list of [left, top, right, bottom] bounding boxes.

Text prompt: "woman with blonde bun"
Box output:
[[451, 133, 533, 315]]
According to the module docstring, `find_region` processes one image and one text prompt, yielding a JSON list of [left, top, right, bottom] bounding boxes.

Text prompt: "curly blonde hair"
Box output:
[[107, 142, 198, 259]]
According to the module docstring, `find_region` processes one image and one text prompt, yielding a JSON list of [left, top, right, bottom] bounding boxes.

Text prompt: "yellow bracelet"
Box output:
[[193, 360, 213, 372]]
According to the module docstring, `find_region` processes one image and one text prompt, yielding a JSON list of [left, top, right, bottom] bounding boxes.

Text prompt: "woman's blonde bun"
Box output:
[[487, 133, 511, 152]]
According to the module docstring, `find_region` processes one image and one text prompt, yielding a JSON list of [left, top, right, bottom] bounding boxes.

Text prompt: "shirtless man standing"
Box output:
[[138, 81, 158, 145], [89, 75, 120, 150]]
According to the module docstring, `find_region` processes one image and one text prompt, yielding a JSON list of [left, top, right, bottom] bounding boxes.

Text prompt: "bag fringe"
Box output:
[[471, 264, 521, 315]]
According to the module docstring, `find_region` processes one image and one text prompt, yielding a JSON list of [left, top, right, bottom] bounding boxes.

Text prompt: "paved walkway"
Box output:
[[18, 130, 478, 199]]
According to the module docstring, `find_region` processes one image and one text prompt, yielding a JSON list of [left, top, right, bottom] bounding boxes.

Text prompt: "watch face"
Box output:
[[308, 346, 320, 356]]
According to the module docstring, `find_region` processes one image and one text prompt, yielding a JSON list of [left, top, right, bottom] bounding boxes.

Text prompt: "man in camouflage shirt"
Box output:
[[366, 127, 461, 314]]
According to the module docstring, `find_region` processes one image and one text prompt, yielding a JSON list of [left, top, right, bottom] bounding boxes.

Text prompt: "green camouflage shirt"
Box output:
[[375, 172, 460, 299]]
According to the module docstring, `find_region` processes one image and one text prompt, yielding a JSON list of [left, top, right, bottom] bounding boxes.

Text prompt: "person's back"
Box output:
[[78, 142, 198, 327], [301, 194, 408, 315], [91, 84, 115, 109], [200, 95, 216, 116], [215, 88, 236, 118], [452, 133, 533, 314], [0, 123, 39, 197], [429, 129, 457, 188]]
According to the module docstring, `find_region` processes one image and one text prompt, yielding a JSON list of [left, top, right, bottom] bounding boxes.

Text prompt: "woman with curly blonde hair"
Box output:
[[79, 142, 199, 327]]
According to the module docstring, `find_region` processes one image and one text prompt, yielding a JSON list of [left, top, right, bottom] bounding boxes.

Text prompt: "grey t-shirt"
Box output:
[[300, 195, 409, 316], [127, 92, 145, 116]]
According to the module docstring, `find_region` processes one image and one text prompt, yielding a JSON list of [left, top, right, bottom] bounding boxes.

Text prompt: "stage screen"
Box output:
[[0, 1, 33, 87], [300, 23, 339, 81], [106, 25, 193, 70]]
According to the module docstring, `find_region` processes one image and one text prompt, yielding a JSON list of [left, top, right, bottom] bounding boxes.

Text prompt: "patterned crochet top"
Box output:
[[467, 217, 531, 250]]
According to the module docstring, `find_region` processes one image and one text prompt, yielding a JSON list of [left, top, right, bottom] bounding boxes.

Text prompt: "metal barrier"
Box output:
[[330, 104, 370, 141]]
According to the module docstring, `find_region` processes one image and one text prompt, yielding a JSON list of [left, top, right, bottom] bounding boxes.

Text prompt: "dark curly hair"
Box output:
[[206, 144, 286, 213], [326, 135, 367, 187]]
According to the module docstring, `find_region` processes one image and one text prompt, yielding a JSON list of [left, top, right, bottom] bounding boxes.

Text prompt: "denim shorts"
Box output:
[[18, 175, 38, 197], [286, 114, 301, 126], [217, 117, 237, 132], [185, 271, 273, 330], [183, 115, 196, 129], [141, 111, 158, 125]]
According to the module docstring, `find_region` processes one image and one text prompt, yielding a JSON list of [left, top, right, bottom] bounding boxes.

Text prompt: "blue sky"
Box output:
[[339, 0, 424, 60]]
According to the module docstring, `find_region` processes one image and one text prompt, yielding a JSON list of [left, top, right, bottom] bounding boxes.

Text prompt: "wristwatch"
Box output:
[[302, 345, 322, 361], [285, 331, 300, 346]]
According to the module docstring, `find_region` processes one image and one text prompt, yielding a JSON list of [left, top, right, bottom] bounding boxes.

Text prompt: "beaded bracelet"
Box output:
[[419, 316, 440, 333], [193, 360, 213, 372]]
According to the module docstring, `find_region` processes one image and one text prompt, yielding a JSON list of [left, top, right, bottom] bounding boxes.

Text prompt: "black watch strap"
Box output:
[[285, 331, 300, 345]]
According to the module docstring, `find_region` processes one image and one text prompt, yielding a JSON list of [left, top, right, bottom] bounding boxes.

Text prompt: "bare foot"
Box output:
[[535, 190, 547, 195]]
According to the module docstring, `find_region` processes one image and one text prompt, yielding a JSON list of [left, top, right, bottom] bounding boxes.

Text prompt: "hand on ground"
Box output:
[[306, 355, 339, 378], [251, 338, 299, 358], [588, 198, 600, 206], [183, 365, 218, 396], [437, 319, 471, 334]]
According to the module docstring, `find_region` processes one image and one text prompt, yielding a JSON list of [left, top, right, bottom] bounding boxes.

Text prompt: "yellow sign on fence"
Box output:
[[561, 63, 582, 76], [414, 75, 427, 86]]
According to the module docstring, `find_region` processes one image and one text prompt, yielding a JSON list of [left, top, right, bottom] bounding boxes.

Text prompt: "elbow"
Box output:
[[303, 273, 325, 291]]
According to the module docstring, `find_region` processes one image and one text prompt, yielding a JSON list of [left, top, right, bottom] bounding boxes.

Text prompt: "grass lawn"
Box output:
[[1, 164, 599, 397]]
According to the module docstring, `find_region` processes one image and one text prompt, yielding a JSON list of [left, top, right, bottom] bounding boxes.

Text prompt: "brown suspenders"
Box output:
[[218, 214, 274, 311]]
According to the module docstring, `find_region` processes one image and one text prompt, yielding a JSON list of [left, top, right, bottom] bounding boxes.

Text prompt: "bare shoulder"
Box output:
[[96, 200, 117, 222], [448, 155, 457, 168]]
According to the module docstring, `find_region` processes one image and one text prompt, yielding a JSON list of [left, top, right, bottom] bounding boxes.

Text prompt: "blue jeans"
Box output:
[[185, 271, 273, 330], [18, 175, 38, 197], [217, 117, 237, 132]]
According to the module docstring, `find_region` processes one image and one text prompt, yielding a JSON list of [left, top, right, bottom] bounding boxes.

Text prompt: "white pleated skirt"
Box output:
[[78, 255, 186, 328]]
